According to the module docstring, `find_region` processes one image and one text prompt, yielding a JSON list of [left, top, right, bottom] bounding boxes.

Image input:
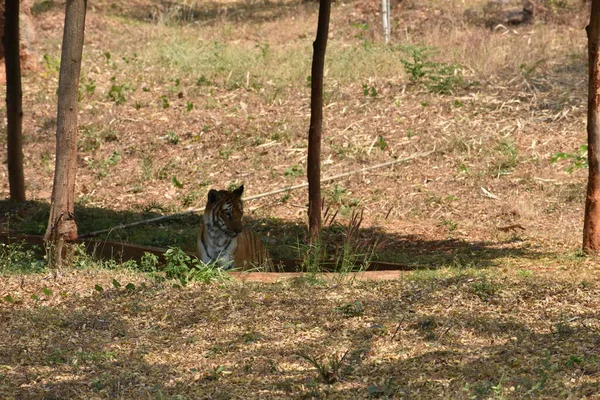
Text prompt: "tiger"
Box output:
[[197, 185, 273, 271]]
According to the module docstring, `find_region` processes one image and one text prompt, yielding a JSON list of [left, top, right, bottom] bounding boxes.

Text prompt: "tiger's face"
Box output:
[[205, 185, 245, 237]]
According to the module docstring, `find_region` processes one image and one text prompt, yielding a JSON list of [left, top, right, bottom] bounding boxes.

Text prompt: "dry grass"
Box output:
[[1, 261, 599, 399]]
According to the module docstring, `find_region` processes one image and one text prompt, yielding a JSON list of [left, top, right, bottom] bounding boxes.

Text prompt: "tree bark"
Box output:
[[5, 0, 26, 202], [307, 0, 331, 243], [583, 0, 600, 254], [44, 0, 87, 272]]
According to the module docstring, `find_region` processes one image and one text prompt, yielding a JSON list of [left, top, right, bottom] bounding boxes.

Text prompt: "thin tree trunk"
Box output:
[[307, 0, 331, 243], [583, 0, 600, 254], [44, 0, 87, 272], [5, 0, 26, 202]]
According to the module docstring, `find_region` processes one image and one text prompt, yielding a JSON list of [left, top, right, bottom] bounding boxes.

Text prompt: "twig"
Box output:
[[79, 149, 435, 238]]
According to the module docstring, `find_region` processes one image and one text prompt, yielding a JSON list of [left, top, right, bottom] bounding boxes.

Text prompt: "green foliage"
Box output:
[[163, 247, 230, 285], [284, 164, 303, 177], [551, 144, 588, 173], [107, 77, 132, 105], [362, 83, 378, 97], [494, 139, 519, 173], [166, 131, 180, 145], [376, 136, 387, 151], [171, 176, 184, 188], [0, 241, 45, 274], [335, 301, 364, 318], [140, 252, 160, 272], [398, 45, 462, 94], [160, 95, 170, 109]]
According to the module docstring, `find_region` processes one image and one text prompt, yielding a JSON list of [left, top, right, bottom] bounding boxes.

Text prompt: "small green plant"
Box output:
[[171, 176, 184, 188], [469, 277, 499, 301], [196, 75, 211, 86], [219, 147, 233, 159], [186, 101, 194, 112], [0, 240, 44, 274], [441, 218, 457, 232], [163, 247, 230, 285], [107, 77, 131, 105], [362, 83, 378, 97], [398, 45, 462, 94], [551, 144, 588, 173], [284, 164, 303, 177], [160, 95, 170, 109], [140, 252, 159, 272], [335, 301, 364, 318], [495, 139, 519, 174], [376, 136, 387, 151], [206, 365, 226, 381], [166, 131, 180, 145], [296, 350, 349, 384]]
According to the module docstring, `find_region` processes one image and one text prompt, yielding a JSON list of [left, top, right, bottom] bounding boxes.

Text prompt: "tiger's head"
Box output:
[[204, 185, 245, 237]]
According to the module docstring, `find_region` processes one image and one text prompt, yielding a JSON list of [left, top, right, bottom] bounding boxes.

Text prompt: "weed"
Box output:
[[284, 164, 303, 177], [551, 144, 588, 172], [440, 218, 457, 232], [330, 184, 347, 203], [186, 101, 194, 112], [163, 247, 230, 285], [160, 95, 170, 109], [139, 252, 160, 272], [219, 147, 233, 159], [469, 277, 499, 301], [166, 131, 180, 145], [107, 77, 132, 105], [296, 350, 349, 384], [0, 240, 45, 274], [335, 301, 364, 318], [376, 136, 387, 151], [196, 75, 211, 86], [171, 176, 184, 188], [205, 365, 226, 381], [362, 83, 378, 97], [398, 44, 462, 94], [494, 139, 519, 174]]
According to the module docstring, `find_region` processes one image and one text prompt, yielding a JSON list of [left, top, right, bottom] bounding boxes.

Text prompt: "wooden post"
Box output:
[[4, 0, 26, 202], [44, 0, 87, 273], [381, 0, 391, 44], [307, 0, 331, 243]]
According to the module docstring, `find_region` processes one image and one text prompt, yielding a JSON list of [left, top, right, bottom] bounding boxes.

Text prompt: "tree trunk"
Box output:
[[44, 0, 87, 272], [4, 0, 26, 202], [583, 0, 600, 254], [307, 0, 331, 243]]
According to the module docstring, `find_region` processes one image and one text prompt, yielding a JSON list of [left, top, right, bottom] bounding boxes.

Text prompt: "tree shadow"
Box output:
[[0, 199, 552, 271]]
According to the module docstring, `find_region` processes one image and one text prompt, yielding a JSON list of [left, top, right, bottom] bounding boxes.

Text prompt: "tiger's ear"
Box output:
[[233, 185, 244, 197], [207, 189, 220, 204]]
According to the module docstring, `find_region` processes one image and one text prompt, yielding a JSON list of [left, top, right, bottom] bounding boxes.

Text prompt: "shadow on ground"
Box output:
[[0, 199, 552, 270], [2, 274, 598, 399]]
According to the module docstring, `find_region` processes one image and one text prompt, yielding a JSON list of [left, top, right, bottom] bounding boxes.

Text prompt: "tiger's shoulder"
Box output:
[[233, 229, 273, 271]]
